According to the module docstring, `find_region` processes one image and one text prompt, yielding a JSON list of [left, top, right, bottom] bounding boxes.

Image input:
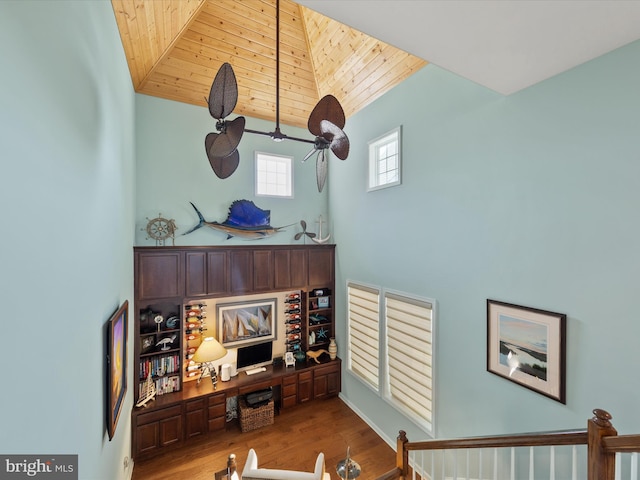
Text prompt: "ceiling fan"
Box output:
[[204, 0, 350, 192]]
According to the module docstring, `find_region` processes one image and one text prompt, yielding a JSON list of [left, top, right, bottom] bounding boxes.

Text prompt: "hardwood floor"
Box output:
[[131, 397, 396, 480]]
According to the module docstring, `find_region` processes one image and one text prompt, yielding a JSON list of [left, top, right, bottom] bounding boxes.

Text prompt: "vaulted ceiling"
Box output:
[[111, 0, 427, 129]]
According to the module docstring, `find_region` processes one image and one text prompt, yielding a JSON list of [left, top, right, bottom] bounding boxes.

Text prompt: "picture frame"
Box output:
[[317, 296, 330, 308], [487, 299, 566, 404], [107, 300, 128, 440], [217, 298, 277, 348]]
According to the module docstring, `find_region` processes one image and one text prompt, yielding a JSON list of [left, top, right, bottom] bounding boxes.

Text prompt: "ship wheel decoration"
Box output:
[[144, 214, 177, 246]]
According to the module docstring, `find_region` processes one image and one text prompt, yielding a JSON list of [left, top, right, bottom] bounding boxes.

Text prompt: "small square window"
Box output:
[[368, 126, 402, 191], [255, 152, 293, 198]]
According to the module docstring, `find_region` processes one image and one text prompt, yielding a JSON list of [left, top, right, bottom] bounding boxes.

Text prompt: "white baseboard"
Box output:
[[125, 459, 134, 480], [338, 393, 398, 451]]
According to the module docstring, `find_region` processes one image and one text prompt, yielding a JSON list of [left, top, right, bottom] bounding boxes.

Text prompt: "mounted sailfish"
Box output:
[[184, 200, 293, 240]]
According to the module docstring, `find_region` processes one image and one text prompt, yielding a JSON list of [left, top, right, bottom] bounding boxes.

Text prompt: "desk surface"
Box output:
[[133, 357, 340, 414]]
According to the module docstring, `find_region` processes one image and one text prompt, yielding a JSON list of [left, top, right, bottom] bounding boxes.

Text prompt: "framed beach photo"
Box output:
[[487, 299, 566, 404], [217, 298, 277, 348], [317, 296, 330, 308], [107, 300, 128, 440]]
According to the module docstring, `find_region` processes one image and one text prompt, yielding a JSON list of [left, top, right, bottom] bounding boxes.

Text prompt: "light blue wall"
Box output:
[[331, 40, 640, 443], [135, 94, 329, 246], [0, 2, 135, 479], [2, 0, 638, 474]]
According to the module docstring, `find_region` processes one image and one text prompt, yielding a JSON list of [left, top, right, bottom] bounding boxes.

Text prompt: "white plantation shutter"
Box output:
[[347, 282, 380, 390], [385, 292, 434, 431]]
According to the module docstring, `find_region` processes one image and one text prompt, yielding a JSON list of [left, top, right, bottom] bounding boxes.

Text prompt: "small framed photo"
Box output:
[[487, 299, 566, 404], [317, 296, 330, 309]]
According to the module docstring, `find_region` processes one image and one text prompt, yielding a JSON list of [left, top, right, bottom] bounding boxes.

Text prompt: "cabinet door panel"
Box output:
[[314, 375, 329, 399], [159, 415, 182, 447], [308, 248, 333, 287], [185, 399, 206, 439], [137, 252, 183, 299], [290, 249, 308, 287], [230, 250, 252, 293], [136, 423, 159, 456], [298, 371, 313, 403], [274, 250, 293, 289], [185, 252, 207, 297], [185, 409, 206, 439], [207, 251, 228, 295], [253, 250, 274, 291]]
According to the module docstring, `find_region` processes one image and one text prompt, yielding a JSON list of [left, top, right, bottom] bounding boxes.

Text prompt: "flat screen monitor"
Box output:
[[236, 341, 273, 371]]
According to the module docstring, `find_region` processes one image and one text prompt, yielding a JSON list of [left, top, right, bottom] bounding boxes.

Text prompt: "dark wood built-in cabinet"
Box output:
[[132, 244, 338, 460]]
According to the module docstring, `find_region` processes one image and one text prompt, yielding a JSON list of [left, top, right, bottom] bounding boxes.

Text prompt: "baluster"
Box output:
[[529, 446, 534, 480], [631, 452, 638, 480], [615, 452, 621, 480], [493, 448, 498, 480], [572, 445, 578, 480], [479, 449, 483, 480], [466, 449, 470, 480], [550, 445, 555, 480], [453, 449, 457, 480], [430, 450, 434, 480], [510, 447, 515, 480]]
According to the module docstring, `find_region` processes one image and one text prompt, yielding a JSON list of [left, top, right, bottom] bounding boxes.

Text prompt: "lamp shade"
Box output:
[[193, 337, 227, 363]]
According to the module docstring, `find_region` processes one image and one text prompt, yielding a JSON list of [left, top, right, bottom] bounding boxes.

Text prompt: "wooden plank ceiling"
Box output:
[[111, 0, 427, 129]]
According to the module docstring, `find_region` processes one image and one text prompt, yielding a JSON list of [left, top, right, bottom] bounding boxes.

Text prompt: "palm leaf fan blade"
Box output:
[[316, 149, 327, 192], [208, 62, 238, 119], [208, 116, 246, 158], [308, 95, 346, 136], [320, 120, 350, 160], [206, 145, 240, 179]]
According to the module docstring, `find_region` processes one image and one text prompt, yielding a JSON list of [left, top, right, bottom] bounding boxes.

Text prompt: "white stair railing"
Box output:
[[377, 410, 640, 480], [408, 444, 588, 480]]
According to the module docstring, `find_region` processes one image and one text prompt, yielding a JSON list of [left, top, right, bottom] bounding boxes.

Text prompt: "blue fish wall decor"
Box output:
[[184, 200, 293, 240]]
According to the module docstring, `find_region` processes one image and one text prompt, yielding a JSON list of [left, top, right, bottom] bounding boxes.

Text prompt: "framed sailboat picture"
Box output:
[[217, 298, 277, 347], [487, 299, 566, 404]]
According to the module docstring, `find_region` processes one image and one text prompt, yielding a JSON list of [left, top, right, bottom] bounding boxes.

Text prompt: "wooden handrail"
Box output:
[[404, 429, 588, 451], [603, 434, 640, 453]]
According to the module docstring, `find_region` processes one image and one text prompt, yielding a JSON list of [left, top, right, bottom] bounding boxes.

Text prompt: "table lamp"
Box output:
[[336, 447, 361, 480], [193, 337, 227, 388]]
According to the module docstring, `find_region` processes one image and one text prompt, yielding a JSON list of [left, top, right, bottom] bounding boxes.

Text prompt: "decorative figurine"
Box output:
[[156, 334, 177, 351], [143, 214, 177, 246], [311, 215, 331, 244], [306, 349, 329, 364]]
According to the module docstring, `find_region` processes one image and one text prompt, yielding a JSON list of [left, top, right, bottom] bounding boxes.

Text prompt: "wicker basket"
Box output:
[[239, 397, 274, 433]]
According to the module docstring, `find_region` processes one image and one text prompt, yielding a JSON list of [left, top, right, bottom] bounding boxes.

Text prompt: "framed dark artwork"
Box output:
[[217, 298, 277, 347], [107, 300, 128, 440], [487, 299, 566, 404]]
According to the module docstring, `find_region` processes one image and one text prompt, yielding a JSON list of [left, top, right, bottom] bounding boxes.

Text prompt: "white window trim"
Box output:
[[367, 126, 402, 192], [255, 151, 293, 198]]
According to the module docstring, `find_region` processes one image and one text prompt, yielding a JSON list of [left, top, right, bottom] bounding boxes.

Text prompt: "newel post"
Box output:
[[588, 408, 618, 480], [396, 430, 408, 478]]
